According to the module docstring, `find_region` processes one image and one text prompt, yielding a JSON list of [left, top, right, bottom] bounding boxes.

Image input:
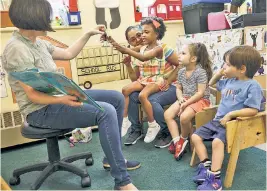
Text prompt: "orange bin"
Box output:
[[1, 11, 14, 28]]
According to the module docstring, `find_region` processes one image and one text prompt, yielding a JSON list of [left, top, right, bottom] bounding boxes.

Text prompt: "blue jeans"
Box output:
[[128, 85, 177, 133], [26, 89, 131, 187]]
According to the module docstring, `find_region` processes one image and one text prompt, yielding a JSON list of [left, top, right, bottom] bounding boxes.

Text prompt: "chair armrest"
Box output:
[[203, 105, 219, 111], [236, 110, 266, 121], [195, 106, 218, 128]]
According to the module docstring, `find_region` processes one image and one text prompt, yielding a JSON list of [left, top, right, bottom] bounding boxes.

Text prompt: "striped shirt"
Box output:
[[178, 65, 210, 100]]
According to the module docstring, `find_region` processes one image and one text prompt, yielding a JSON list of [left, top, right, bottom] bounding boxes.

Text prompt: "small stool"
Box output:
[[9, 123, 94, 190]]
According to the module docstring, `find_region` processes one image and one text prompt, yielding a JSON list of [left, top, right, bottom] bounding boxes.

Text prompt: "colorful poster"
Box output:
[[255, 53, 266, 76], [245, 26, 265, 51], [176, 29, 243, 72]]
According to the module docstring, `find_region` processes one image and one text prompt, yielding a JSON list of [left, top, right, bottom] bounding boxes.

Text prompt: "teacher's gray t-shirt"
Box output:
[[2, 31, 56, 117]]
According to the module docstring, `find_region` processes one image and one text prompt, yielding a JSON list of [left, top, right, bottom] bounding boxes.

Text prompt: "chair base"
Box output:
[[9, 152, 93, 190]]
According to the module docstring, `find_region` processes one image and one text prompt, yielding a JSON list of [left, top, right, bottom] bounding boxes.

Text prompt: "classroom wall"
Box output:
[[0, 0, 185, 113]]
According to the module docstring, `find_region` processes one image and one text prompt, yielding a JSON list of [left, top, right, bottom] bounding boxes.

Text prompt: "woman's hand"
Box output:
[[59, 95, 83, 107], [88, 25, 106, 36]]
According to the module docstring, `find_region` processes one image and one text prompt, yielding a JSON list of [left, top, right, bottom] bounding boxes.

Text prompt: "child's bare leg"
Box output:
[[138, 83, 160, 122], [191, 134, 209, 161], [164, 101, 181, 139], [179, 107, 195, 138], [173, 107, 196, 160], [211, 138, 224, 171], [122, 81, 143, 117], [192, 134, 212, 185], [121, 81, 143, 137], [139, 83, 161, 143]]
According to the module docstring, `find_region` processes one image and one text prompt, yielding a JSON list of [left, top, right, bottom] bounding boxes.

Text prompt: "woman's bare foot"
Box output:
[[119, 183, 138, 190]]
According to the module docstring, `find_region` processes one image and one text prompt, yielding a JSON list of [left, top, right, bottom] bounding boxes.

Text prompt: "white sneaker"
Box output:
[[121, 118, 131, 137], [144, 122, 160, 143]]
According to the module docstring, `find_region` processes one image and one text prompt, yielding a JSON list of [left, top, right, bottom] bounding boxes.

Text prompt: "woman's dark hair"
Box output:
[[125, 26, 136, 41], [125, 25, 142, 41], [188, 43, 213, 81], [229, 45, 262, 78], [140, 16, 166, 40], [9, 0, 54, 31]]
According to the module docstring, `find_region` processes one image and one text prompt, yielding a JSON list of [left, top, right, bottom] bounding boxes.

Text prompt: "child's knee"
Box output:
[[164, 110, 171, 121], [191, 134, 202, 144], [122, 86, 131, 96], [138, 92, 148, 102], [180, 113, 192, 125], [212, 138, 224, 148]]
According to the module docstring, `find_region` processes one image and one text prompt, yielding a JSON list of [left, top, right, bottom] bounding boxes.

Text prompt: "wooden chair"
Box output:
[[1, 176, 11, 191], [190, 90, 266, 188]]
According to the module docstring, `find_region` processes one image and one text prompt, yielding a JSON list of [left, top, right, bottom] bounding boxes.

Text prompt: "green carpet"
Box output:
[[1, 131, 266, 190]]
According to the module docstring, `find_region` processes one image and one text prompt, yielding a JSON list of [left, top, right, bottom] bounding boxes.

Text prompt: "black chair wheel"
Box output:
[[81, 176, 91, 188], [85, 157, 94, 166], [9, 176, 20, 185], [83, 81, 92, 89]]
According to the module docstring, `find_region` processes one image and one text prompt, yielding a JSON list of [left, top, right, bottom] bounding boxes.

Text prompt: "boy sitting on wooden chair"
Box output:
[[191, 45, 264, 191]]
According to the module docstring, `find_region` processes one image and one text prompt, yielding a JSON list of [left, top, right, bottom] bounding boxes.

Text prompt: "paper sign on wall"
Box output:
[[0, 57, 8, 98]]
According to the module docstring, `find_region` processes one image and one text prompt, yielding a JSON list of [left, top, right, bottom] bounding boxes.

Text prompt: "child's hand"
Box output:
[[219, 114, 232, 126], [109, 38, 128, 54], [122, 55, 131, 66], [178, 102, 188, 116], [218, 68, 225, 77], [89, 25, 106, 36], [177, 97, 186, 104], [59, 95, 83, 107], [159, 79, 169, 91]]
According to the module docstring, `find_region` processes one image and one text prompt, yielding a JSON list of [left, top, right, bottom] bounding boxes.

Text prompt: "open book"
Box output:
[[10, 68, 104, 111]]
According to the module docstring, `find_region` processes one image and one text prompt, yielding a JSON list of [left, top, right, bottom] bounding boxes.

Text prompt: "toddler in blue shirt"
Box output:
[[191, 45, 263, 191]]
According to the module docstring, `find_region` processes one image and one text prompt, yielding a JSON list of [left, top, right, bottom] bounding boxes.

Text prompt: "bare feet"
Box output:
[[119, 183, 138, 190]]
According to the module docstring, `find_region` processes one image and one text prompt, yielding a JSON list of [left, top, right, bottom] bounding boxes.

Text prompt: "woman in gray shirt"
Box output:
[[2, 0, 138, 190]]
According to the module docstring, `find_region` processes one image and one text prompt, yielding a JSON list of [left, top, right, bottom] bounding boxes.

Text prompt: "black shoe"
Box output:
[[154, 132, 172, 148], [103, 157, 141, 171], [124, 129, 143, 145]]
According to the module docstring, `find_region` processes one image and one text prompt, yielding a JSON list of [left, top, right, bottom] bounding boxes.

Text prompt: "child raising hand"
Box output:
[[164, 43, 212, 161], [110, 17, 168, 143]]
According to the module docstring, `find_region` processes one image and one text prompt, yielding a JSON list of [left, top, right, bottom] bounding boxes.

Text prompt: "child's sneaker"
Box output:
[[168, 142, 175, 154], [174, 138, 188, 160], [144, 122, 160, 143], [192, 163, 208, 184], [121, 118, 131, 137], [197, 170, 222, 191]]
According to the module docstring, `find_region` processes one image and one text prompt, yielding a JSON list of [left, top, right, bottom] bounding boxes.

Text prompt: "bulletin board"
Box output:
[[176, 28, 243, 72], [244, 25, 266, 76]]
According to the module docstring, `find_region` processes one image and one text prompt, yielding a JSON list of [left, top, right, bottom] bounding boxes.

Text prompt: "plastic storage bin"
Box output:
[[182, 3, 225, 34], [69, 0, 78, 12], [182, 0, 230, 7]]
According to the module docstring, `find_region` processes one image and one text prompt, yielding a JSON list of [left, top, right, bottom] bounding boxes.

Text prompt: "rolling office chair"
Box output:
[[9, 122, 94, 190]]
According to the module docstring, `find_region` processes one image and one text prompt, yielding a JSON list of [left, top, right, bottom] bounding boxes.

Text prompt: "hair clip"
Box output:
[[152, 20, 161, 28]]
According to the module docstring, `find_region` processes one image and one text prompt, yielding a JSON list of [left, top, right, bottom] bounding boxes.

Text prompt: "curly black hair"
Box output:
[[140, 16, 166, 40]]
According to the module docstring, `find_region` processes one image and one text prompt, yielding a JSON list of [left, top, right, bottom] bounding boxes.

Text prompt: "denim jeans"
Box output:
[[128, 85, 177, 134], [26, 89, 131, 187]]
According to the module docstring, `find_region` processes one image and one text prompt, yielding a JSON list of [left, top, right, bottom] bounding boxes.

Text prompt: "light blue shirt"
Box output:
[[214, 78, 263, 121]]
